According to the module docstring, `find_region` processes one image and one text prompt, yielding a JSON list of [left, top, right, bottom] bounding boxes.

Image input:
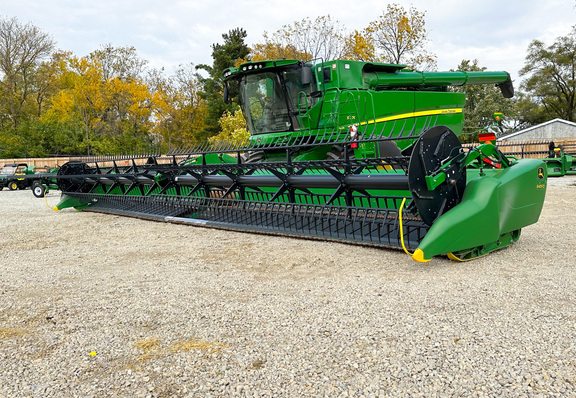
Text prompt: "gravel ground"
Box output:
[[1, 176, 575, 397]]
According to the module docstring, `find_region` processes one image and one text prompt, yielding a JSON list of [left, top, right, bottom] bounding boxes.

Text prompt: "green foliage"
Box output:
[[196, 28, 250, 140], [452, 60, 518, 142], [0, 16, 55, 129], [514, 91, 549, 127], [520, 26, 576, 122], [0, 119, 83, 157]]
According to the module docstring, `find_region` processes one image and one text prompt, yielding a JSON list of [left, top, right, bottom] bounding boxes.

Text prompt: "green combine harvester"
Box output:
[[52, 59, 547, 262]]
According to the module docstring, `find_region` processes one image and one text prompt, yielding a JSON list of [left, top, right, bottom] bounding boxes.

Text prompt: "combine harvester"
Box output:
[[51, 59, 547, 262]]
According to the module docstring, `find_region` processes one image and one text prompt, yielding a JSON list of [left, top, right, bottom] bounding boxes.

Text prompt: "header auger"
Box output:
[[51, 59, 546, 262]]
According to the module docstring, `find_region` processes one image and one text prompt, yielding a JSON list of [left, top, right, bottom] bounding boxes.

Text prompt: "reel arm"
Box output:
[[423, 143, 513, 192]]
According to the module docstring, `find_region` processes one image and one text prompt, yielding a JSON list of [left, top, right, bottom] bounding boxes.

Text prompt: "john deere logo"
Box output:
[[537, 166, 545, 180]]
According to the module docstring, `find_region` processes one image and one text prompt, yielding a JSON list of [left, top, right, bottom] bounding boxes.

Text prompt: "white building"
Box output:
[[497, 119, 576, 142]]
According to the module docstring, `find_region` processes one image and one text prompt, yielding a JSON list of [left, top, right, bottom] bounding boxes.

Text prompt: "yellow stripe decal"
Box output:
[[359, 108, 463, 126]]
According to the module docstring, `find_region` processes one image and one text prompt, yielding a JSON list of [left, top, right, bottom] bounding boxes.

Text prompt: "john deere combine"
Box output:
[[52, 59, 547, 262]]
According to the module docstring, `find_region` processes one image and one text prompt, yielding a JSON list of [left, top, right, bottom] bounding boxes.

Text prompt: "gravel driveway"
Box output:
[[1, 177, 575, 397]]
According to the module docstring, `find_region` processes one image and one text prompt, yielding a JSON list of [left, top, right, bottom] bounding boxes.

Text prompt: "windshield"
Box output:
[[0, 166, 18, 175], [238, 67, 317, 135]]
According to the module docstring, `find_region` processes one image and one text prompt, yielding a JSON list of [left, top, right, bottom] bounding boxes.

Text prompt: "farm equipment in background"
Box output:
[[51, 59, 547, 262], [543, 143, 576, 177], [485, 140, 576, 177], [0, 163, 34, 191], [30, 176, 59, 198], [0, 163, 59, 196]]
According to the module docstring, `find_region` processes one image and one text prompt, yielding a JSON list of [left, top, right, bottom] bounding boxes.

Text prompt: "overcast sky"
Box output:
[[3, 0, 575, 83]]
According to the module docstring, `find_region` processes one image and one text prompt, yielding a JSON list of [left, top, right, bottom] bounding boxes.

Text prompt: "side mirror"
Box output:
[[301, 66, 312, 85], [223, 84, 229, 104]]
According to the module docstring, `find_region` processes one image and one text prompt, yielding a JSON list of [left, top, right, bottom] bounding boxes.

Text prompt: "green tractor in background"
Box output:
[[0, 163, 59, 197], [51, 59, 547, 262], [0, 163, 35, 191]]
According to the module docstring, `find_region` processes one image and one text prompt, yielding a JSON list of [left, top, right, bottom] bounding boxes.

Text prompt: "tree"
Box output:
[[0, 16, 55, 128], [196, 28, 250, 139], [90, 44, 147, 81], [43, 51, 156, 155], [452, 59, 519, 142], [251, 40, 309, 62], [341, 29, 376, 62], [520, 27, 576, 122], [32, 51, 70, 119], [252, 16, 345, 62], [368, 4, 436, 69], [209, 108, 249, 145], [150, 63, 207, 150]]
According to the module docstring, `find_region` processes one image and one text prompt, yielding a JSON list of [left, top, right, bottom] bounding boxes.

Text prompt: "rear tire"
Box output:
[[8, 181, 18, 191]]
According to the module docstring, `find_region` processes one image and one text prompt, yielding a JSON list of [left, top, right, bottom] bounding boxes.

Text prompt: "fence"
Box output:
[[0, 155, 204, 170], [0, 157, 70, 171]]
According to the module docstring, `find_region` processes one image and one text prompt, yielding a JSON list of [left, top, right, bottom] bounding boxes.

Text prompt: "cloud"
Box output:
[[2, 0, 575, 80]]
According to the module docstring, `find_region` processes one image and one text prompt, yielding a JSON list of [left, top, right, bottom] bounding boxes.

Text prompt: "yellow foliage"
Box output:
[[342, 29, 376, 62], [209, 109, 249, 145], [41, 53, 163, 151], [151, 81, 208, 147], [40, 90, 75, 123], [251, 42, 310, 62]]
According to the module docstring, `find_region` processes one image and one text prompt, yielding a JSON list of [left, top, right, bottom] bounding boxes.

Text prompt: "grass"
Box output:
[[168, 338, 229, 354], [133, 336, 228, 362], [0, 328, 29, 339]]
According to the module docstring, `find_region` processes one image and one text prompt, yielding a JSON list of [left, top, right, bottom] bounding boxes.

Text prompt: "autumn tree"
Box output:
[[0, 16, 55, 128], [42, 55, 105, 155], [91, 44, 147, 81], [368, 4, 436, 69], [252, 7, 435, 68], [520, 26, 576, 122], [251, 40, 309, 62], [14, 51, 81, 157], [43, 49, 156, 155], [252, 16, 345, 62], [209, 109, 249, 145], [89, 45, 154, 152], [341, 29, 375, 62], [150, 63, 207, 150]]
